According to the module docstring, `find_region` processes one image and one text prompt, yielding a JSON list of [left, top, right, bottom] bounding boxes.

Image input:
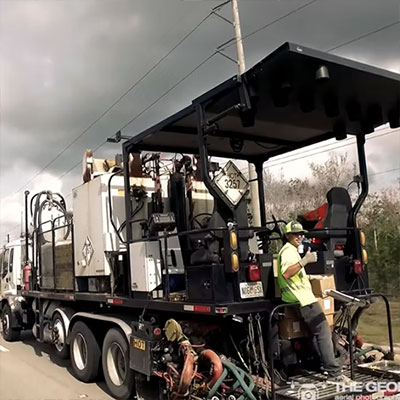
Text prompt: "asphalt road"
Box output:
[[0, 331, 113, 400]]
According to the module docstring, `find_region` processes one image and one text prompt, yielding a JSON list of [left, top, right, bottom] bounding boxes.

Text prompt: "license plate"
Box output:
[[133, 337, 146, 351], [239, 281, 264, 299]]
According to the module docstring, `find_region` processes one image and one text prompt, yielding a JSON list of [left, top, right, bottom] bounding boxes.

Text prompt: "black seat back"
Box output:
[[323, 187, 352, 248]]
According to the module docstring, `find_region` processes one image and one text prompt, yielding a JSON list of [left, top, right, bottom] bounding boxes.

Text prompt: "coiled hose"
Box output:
[[207, 359, 257, 400]]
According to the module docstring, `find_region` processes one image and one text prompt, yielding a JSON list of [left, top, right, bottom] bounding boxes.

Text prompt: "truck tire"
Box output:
[[51, 312, 69, 359], [1, 304, 21, 342], [70, 321, 101, 382], [102, 328, 135, 400]]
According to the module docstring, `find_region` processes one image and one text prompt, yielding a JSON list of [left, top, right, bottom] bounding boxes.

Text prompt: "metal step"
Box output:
[[275, 370, 398, 400]]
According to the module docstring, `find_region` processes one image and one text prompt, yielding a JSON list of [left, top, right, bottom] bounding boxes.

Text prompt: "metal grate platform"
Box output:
[[275, 369, 398, 400]]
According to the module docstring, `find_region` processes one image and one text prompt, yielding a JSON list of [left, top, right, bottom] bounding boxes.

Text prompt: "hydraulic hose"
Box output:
[[355, 346, 384, 359], [207, 360, 257, 400], [107, 170, 126, 244], [207, 369, 228, 398], [222, 360, 256, 400], [200, 349, 224, 388]]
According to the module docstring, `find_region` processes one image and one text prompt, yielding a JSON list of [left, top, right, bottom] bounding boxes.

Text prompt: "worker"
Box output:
[[277, 221, 348, 382]]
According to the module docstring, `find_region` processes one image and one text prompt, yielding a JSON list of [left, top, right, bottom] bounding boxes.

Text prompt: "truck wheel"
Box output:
[[1, 304, 21, 342], [102, 328, 135, 400], [51, 312, 69, 359], [70, 321, 101, 382]]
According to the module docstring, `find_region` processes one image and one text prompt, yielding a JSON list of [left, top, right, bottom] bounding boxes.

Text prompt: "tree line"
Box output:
[[262, 154, 400, 296]]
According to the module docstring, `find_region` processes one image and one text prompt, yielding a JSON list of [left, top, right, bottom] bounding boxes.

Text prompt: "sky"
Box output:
[[0, 0, 399, 242]]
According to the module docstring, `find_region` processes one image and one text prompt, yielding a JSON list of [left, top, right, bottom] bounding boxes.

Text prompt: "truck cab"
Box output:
[[0, 238, 28, 341], [0, 239, 25, 299]]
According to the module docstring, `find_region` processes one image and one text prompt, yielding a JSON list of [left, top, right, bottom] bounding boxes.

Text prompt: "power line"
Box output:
[[264, 130, 398, 168], [120, 52, 217, 132], [12, 11, 214, 194], [56, 52, 218, 180], [370, 167, 400, 178], [239, 0, 319, 43], [327, 21, 400, 53]]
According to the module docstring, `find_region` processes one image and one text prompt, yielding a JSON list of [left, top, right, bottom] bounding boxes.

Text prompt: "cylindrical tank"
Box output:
[[23, 264, 31, 291]]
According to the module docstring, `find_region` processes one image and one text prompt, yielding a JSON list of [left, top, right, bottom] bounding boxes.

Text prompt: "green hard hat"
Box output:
[[283, 221, 308, 234]]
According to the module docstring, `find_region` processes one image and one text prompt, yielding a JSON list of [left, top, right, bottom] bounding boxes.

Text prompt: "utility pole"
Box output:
[[230, 0, 261, 226]]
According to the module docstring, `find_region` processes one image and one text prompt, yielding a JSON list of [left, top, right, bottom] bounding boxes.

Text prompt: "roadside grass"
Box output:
[[356, 296, 400, 347]]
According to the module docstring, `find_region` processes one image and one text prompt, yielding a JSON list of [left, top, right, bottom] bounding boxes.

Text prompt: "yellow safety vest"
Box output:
[[277, 242, 317, 307]]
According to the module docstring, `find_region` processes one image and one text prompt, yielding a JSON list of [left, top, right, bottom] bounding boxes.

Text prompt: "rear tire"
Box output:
[[1, 304, 21, 342], [51, 312, 69, 359], [70, 321, 101, 382], [102, 328, 135, 400]]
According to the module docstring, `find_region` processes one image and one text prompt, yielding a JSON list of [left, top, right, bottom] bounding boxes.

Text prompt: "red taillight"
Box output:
[[248, 263, 261, 282], [354, 259, 363, 275], [153, 328, 162, 336], [311, 238, 322, 245], [335, 244, 344, 250]]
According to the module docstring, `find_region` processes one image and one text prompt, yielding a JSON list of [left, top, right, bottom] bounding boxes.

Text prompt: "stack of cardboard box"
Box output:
[[274, 255, 337, 338], [311, 275, 336, 328]]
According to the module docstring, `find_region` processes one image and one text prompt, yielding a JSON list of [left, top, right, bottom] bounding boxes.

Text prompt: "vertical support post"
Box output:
[[24, 191, 30, 264], [163, 231, 170, 300], [231, 0, 261, 226], [231, 0, 245, 76], [52, 220, 56, 290], [122, 144, 133, 296], [255, 162, 266, 227], [348, 313, 355, 380], [349, 134, 369, 226]]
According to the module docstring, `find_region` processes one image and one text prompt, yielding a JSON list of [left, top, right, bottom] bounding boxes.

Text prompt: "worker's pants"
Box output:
[[300, 302, 341, 377]]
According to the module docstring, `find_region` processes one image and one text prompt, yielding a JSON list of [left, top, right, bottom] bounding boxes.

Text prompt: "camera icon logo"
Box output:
[[297, 383, 319, 400]]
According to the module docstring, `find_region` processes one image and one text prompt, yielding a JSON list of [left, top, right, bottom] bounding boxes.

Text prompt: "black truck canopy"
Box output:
[[124, 42, 400, 162]]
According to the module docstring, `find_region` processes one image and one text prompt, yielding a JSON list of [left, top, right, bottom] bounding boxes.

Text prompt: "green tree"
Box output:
[[263, 154, 400, 295]]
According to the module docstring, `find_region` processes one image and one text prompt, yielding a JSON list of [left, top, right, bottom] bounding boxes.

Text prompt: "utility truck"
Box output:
[[1, 43, 399, 400]]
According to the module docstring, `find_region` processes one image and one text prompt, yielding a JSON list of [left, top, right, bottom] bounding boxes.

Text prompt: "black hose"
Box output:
[[108, 170, 126, 244]]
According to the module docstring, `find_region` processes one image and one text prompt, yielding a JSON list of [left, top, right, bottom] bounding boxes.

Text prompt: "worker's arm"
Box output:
[[282, 248, 318, 280], [282, 262, 303, 280]]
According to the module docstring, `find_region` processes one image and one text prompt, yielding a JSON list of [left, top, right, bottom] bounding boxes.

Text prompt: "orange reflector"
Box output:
[[360, 231, 366, 246], [230, 231, 238, 250], [361, 249, 368, 264], [231, 252, 239, 272]]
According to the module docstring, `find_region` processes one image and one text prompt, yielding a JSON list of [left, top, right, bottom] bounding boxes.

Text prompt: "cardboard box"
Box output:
[[311, 275, 336, 297], [283, 305, 302, 319], [317, 296, 335, 314], [279, 317, 308, 339], [325, 313, 334, 328]]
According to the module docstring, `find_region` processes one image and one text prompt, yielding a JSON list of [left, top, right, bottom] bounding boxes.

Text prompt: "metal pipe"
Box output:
[[348, 313, 355, 380], [52, 220, 56, 290], [122, 146, 133, 297], [196, 103, 233, 216], [24, 190, 30, 264], [349, 134, 369, 226], [355, 293, 394, 358], [163, 231, 170, 300]]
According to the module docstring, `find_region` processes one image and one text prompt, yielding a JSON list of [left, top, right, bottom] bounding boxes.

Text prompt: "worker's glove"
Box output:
[[299, 248, 318, 267]]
